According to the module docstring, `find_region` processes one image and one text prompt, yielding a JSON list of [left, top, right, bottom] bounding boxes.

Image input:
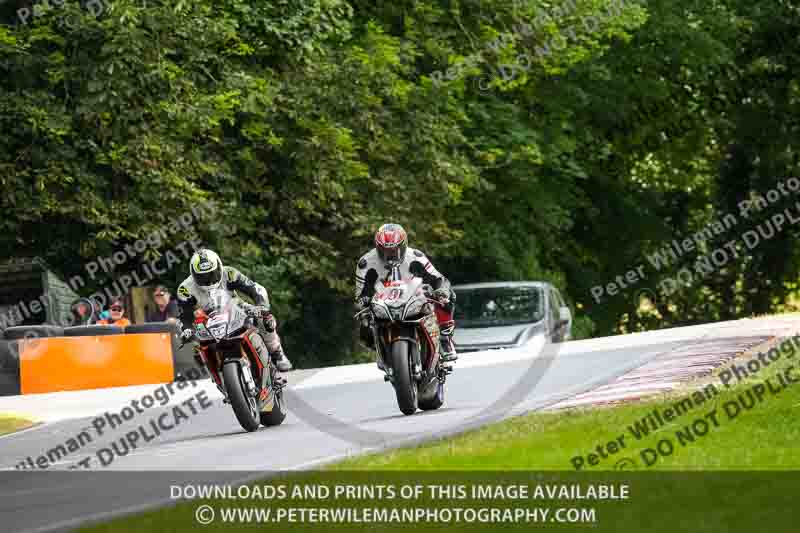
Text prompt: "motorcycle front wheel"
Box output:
[[391, 340, 418, 415], [223, 362, 261, 432]]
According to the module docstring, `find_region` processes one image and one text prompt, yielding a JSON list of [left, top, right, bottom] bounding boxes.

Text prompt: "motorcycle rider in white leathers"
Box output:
[[355, 223, 458, 366], [176, 249, 292, 372]]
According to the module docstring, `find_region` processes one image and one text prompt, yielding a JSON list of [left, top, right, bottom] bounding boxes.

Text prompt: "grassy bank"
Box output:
[[78, 335, 800, 532]]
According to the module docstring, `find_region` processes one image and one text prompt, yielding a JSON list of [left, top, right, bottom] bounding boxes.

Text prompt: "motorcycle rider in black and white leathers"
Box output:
[[177, 249, 292, 372], [355, 223, 458, 367]]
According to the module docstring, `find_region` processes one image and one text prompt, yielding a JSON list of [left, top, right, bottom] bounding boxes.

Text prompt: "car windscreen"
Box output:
[[453, 286, 545, 328]]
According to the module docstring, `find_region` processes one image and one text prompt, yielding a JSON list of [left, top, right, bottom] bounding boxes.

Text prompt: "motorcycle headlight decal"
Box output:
[[209, 324, 227, 339], [403, 297, 424, 319], [195, 324, 212, 340]]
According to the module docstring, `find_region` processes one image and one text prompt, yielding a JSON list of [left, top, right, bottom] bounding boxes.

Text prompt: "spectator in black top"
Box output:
[[147, 285, 179, 324]]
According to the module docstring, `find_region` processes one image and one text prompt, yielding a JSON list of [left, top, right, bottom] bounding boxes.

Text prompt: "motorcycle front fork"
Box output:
[[218, 361, 258, 405], [240, 364, 258, 396]]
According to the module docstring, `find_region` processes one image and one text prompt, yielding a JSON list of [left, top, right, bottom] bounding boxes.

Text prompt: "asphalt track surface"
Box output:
[[0, 318, 791, 532]]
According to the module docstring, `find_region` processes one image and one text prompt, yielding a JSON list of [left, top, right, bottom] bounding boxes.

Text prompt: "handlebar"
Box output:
[[243, 303, 271, 316], [353, 297, 445, 321], [354, 307, 371, 320]]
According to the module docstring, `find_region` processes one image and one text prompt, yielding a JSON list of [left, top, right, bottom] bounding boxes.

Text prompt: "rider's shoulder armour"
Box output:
[[176, 277, 195, 302], [224, 266, 240, 284], [358, 249, 381, 270]]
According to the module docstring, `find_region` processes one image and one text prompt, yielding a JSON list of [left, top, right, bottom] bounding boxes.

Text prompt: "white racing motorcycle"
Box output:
[[354, 261, 454, 415]]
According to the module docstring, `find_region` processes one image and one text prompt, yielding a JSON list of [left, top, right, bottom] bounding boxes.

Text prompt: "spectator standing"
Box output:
[[147, 285, 179, 323], [97, 299, 131, 327]]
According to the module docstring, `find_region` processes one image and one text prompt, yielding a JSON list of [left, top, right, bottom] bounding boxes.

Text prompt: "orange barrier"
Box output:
[[18, 333, 175, 394]]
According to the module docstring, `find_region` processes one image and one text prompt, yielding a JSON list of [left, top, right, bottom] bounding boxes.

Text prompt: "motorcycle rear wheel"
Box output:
[[223, 362, 261, 432], [391, 340, 418, 415]]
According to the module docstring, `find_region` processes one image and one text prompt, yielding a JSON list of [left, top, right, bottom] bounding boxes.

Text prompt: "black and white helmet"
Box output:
[[190, 249, 224, 290]]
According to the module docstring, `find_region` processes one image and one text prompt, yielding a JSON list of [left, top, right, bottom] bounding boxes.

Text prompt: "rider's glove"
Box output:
[[433, 288, 451, 303], [246, 304, 267, 317], [248, 305, 275, 331], [356, 296, 372, 309], [262, 312, 277, 332], [180, 328, 194, 343]]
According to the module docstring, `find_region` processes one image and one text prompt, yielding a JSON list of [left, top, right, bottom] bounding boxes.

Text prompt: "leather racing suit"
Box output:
[[176, 266, 291, 371], [355, 247, 457, 362]]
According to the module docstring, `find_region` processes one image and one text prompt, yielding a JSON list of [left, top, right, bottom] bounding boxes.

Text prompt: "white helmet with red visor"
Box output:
[[374, 223, 408, 263]]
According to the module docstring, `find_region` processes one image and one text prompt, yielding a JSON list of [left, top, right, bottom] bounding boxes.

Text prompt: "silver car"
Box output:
[[452, 282, 572, 353]]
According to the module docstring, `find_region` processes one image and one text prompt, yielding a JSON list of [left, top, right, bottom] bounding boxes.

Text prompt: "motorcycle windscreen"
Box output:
[[201, 288, 237, 340]]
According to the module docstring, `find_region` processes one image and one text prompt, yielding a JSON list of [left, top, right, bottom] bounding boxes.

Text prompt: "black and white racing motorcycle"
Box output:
[[189, 289, 287, 432], [354, 262, 453, 415]]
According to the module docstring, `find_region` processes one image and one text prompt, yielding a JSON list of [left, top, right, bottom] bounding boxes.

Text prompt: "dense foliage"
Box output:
[[1, 0, 799, 366]]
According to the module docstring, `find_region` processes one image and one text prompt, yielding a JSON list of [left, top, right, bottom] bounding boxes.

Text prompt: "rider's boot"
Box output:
[[439, 320, 458, 363], [263, 328, 292, 372], [270, 347, 293, 372]]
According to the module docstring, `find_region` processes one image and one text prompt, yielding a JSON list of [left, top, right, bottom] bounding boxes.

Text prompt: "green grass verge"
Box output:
[[333, 337, 800, 471], [0, 414, 35, 436]]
